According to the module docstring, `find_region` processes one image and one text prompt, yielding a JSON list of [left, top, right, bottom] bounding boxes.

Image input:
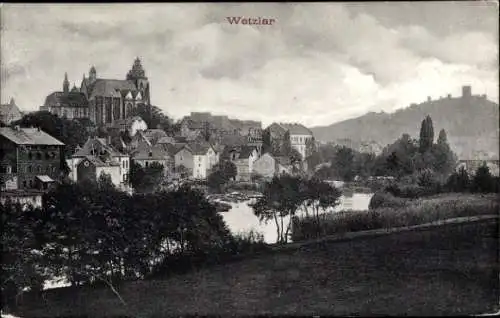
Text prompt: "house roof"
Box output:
[[44, 91, 89, 108], [277, 123, 312, 135], [187, 142, 213, 155], [221, 134, 247, 146], [132, 144, 171, 160], [238, 146, 257, 159], [73, 137, 126, 158], [0, 127, 64, 146], [143, 129, 168, 142]]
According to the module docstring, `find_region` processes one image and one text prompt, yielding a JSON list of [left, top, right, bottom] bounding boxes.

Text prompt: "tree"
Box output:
[[206, 160, 237, 193], [217, 160, 237, 181], [446, 166, 470, 192], [12, 111, 90, 158], [471, 164, 495, 193], [332, 146, 356, 181], [419, 115, 434, 153], [130, 104, 174, 135], [252, 175, 304, 244], [431, 129, 457, 176], [129, 161, 164, 193], [1, 202, 46, 312]]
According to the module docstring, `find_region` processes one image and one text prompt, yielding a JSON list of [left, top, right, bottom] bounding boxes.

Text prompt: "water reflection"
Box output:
[[221, 193, 374, 244]]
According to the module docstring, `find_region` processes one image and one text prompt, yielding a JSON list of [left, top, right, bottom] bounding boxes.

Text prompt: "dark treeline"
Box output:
[[1, 175, 266, 312], [309, 115, 464, 185]]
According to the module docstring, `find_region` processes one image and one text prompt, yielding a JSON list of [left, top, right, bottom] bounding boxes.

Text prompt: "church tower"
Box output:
[[63, 72, 69, 95], [126, 57, 150, 105], [89, 66, 97, 83]]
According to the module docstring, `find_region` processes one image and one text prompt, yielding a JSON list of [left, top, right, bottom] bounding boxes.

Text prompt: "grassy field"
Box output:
[[293, 193, 499, 241], [13, 217, 499, 317]]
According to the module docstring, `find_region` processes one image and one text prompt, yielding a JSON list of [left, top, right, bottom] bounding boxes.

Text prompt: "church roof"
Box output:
[[44, 91, 89, 108], [88, 79, 137, 99]]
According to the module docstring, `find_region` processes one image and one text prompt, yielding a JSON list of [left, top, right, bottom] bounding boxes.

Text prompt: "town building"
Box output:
[[225, 146, 259, 182], [189, 142, 218, 180], [252, 153, 292, 179], [0, 98, 23, 125], [0, 126, 65, 191], [131, 143, 174, 175], [265, 122, 314, 160], [67, 137, 131, 192], [40, 57, 151, 126], [179, 112, 262, 146]]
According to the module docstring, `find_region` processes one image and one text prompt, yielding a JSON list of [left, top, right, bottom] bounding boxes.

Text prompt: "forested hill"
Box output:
[[310, 93, 499, 160]]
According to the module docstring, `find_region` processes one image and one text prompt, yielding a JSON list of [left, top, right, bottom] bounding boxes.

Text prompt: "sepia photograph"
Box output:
[[0, 2, 499, 317]]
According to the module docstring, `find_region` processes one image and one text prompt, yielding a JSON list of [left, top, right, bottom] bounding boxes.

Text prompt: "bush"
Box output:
[[369, 191, 409, 210], [148, 230, 269, 279]]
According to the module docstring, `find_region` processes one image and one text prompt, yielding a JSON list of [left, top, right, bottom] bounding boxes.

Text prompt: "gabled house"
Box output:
[[68, 136, 130, 192], [188, 142, 218, 180], [228, 146, 259, 181]]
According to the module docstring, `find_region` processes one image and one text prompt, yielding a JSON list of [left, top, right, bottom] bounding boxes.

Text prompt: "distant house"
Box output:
[[0, 98, 23, 125], [188, 142, 218, 180], [226, 146, 259, 181], [131, 143, 174, 175], [174, 144, 194, 176], [40, 73, 89, 119], [265, 122, 314, 161], [0, 126, 65, 191], [252, 153, 292, 179], [68, 137, 130, 191]]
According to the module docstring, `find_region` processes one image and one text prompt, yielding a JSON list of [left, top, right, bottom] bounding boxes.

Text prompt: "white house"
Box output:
[[188, 142, 218, 180]]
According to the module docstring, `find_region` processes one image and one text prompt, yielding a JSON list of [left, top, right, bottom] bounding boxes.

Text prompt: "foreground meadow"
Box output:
[[14, 217, 499, 317]]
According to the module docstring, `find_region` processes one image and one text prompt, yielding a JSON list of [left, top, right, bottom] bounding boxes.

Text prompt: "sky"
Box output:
[[1, 2, 498, 128]]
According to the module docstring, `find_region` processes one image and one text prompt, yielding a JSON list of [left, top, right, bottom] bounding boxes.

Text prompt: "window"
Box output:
[[36, 152, 42, 160], [38, 166, 42, 173], [28, 152, 33, 160], [23, 180, 27, 188], [29, 180, 33, 188], [145, 162, 149, 167], [28, 166, 32, 173], [123, 161, 126, 168], [149, 151, 153, 157], [45, 152, 50, 160]]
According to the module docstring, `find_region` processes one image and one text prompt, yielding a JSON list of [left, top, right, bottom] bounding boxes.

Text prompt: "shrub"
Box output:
[[369, 191, 409, 210]]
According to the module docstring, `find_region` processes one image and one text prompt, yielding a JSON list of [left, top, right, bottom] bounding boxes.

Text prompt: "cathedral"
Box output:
[[40, 58, 151, 126]]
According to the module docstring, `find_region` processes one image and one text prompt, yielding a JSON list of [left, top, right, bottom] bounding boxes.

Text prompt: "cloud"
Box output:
[[1, 3, 498, 127]]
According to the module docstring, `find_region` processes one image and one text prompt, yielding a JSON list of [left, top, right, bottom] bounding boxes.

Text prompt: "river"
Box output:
[[220, 192, 374, 244]]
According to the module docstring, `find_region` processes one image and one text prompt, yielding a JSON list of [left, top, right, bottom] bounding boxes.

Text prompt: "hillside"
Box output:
[[311, 90, 499, 160]]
